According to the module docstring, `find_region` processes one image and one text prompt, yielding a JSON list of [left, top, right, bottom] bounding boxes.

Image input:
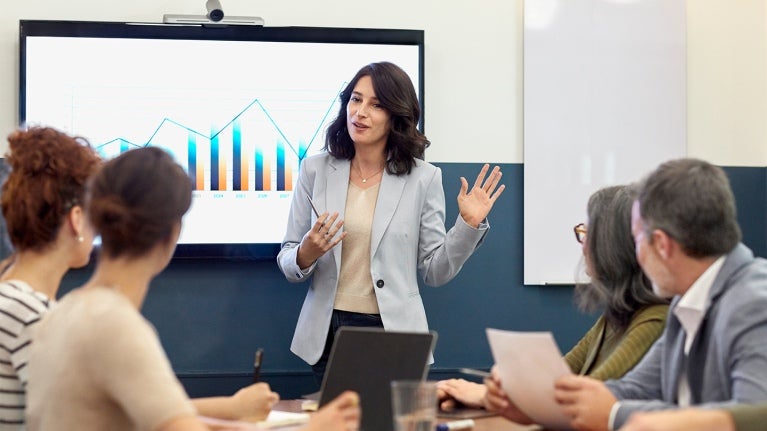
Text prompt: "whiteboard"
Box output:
[[523, 0, 687, 285]]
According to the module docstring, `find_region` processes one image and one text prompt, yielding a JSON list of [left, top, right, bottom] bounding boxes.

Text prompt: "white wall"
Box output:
[[523, 0, 687, 284], [0, 0, 521, 164], [687, 0, 767, 165], [1, 0, 766, 166]]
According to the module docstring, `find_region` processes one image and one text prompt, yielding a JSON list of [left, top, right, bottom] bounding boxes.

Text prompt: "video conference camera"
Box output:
[[206, 0, 224, 22], [163, 0, 264, 26]]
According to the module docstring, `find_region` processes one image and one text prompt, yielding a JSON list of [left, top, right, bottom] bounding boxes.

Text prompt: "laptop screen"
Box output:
[[318, 327, 437, 431]]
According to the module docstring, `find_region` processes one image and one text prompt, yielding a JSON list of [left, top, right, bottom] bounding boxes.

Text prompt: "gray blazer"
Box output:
[[277, 153, 488, 365], [606, 243, 767, 428]]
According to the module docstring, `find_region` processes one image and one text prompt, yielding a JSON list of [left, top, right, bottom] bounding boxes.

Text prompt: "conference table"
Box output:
[[273, 399, 544, 431]]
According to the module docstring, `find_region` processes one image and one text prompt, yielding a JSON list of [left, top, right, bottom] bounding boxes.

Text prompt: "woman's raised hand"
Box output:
[[457, 164, 505, 228]]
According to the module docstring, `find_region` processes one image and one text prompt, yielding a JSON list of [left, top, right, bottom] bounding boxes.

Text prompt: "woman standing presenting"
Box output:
[[277, 62, 505, 382]]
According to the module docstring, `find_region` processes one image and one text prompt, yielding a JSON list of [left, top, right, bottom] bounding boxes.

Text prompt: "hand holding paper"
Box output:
[[483, 367, 533, 425], [485, 328, 573, 430], [554, 375, 617, 431]]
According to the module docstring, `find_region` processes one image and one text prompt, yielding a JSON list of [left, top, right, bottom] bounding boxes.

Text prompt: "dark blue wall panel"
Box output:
[[724, 166, 767, 258]]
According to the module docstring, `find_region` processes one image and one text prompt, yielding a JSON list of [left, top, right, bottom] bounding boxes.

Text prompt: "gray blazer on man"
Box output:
[[277, 153, 487, 365], [605, 243, 767, 428]]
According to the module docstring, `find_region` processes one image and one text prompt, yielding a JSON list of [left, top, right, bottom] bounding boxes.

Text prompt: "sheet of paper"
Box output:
[[258, 411, 311, 429], [199, 410, 310, 430], [486, 328, 572, 430]]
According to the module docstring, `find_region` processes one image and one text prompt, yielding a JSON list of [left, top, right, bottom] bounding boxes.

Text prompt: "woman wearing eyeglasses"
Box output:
[[439, 185, 669, 412]]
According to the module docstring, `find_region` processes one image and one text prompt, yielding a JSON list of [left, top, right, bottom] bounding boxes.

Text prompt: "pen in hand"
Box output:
[[307, 195, 321, 218], [253, 348, 263, 384], [459, 368, 492, 379]]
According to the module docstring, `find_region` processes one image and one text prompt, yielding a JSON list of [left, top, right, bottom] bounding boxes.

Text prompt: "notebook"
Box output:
[[317, 327, 437, 431]]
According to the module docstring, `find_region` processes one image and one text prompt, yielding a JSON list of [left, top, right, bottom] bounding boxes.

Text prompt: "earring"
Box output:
[[77, 236, 84, 243]]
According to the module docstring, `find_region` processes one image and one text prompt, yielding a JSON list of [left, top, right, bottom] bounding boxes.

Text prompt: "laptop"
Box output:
[[317, 327, 437, 431]]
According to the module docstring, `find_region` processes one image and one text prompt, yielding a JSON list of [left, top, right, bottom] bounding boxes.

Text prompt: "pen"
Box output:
[[458, 368, 491, 379], [253, 348, 263, 383], [307, 195, 321, 218], [436, 419, 475, 431]]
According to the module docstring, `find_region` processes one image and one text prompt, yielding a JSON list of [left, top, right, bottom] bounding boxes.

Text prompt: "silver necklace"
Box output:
[[354, 163, 385, 183]]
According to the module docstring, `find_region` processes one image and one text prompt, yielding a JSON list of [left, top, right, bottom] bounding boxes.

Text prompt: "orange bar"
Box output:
[[196, 162, 204, 191], [241, 157, 249, 191], [263, 159, 271, 191], [219, 158, 227, 191], [285, 165, 293, 191]]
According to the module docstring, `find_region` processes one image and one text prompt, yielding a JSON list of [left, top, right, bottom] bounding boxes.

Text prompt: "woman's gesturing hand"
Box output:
[[457, 164, 505, 228]]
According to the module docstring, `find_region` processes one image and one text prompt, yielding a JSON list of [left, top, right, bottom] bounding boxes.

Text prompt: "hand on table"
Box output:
[[437, 378, 487, 411]]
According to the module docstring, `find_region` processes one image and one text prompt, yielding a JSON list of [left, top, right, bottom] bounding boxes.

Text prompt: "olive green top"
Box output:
[[727, 404, 767, 431], [565, 304, 669, 380]]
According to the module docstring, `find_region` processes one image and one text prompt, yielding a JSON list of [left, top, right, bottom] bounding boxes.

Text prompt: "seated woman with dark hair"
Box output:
[[438, 185, 669, 411], [25, 147, 360, 431]]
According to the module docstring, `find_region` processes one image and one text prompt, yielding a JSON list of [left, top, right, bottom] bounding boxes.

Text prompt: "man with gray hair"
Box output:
[[546, 158, 767, 431]]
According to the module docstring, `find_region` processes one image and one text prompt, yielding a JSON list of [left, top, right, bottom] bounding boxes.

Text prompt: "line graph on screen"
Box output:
[[76, 84, 346, 192]]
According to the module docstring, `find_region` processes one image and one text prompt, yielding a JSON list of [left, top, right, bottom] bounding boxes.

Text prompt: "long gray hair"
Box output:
[[574, 185, 667, 330]]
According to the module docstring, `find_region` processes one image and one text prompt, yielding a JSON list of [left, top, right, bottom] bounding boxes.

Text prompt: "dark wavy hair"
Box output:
[[1, 127, 101, 252], [324, 62, 429, 175], [574, 185, 667, 329], [87, 147, 192, 258]]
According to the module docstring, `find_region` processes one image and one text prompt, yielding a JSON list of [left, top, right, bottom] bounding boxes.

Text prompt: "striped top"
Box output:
[[565, 304, 669, 380], [0, 280, 52, 428]]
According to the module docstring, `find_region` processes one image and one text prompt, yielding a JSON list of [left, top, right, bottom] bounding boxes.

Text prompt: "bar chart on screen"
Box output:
[[87, 85, 344, 193]]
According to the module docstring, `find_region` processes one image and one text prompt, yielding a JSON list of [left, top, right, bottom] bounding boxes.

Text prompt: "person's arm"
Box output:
[[277, 157, 320, 281], [157, 415, 210, 431], [192, 383, 279, 422], [619, 409, 736, 431], [417, 166, 489, 287]]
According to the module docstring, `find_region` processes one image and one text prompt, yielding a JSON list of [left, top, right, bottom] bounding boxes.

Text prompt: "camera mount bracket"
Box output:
[[163, 0, 264, 27]]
